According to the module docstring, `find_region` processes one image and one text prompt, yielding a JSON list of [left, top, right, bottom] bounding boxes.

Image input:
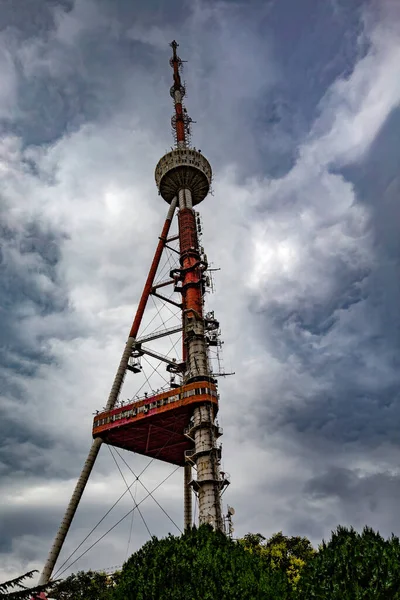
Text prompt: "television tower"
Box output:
[[36, 41, 229, 587]]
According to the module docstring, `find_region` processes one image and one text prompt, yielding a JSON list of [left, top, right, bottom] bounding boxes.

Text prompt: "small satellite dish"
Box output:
[[228, 506, 235, 516]]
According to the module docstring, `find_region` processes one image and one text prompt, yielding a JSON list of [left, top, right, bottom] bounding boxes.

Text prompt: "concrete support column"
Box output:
[[186, 329, 209, 379], [184, 188, 193, 209], [38, 437, 102, 585], [178, 188, 186, 210], [193, 405, 223, 530]]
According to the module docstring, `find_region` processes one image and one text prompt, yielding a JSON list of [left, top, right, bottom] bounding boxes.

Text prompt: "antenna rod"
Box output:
[[170, 40, 187, 148]]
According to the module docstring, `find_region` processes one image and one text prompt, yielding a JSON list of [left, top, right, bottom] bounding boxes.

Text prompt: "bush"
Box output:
[[296, 525, 400, 599], [112, 525, 291, 600]]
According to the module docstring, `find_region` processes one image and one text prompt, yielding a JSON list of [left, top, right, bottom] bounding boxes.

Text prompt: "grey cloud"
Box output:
[[304, 466, 400, 537], [306, 467, 400, 505], [0, 464, 184, 574], [0, 220, 68, 362], [274, 386, 400, 447], [306, 467, 362, 502], [10, 0, 369, 172], [253, 294, 400, 450], [341, 106, 400, 265], [0, 407, 94, 482], [253, 105, 400, 454], [253, 264, 369, 346], [0, 1, 73, 40], [0, 508, 61, 555], [251, 0, 369, 178], [0, 416, 56, 477]]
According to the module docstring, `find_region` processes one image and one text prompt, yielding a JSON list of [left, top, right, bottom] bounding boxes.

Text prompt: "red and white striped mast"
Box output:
[[36, 41, 228, 589], [157, 40, 225, 530]]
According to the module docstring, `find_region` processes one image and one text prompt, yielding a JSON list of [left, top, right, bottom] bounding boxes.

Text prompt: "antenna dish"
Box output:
[[228, 506, 235, 515]]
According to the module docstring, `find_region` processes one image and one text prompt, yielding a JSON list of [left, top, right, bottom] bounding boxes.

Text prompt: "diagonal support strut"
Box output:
[[38, 199, 178, 586]]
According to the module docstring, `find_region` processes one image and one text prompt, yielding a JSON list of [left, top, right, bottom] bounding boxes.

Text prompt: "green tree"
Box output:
[[112, 525, 291, 600], [239, 531, 315, 590], [0, 570, 52, 600], [239, 533, 266, 554], [49, 570, 117, 600], [296, 525, 400, 599]]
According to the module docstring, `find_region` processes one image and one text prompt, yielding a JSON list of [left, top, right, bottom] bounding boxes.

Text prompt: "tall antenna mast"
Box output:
[[35, 41, 229, 592], [170, 40, 187, 148]]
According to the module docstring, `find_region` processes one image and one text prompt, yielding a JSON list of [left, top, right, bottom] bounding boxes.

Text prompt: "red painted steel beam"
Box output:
[[129, 202, 176, 339]]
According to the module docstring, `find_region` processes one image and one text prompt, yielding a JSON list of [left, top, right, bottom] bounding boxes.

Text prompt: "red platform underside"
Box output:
[[95, 404, 195, 466]]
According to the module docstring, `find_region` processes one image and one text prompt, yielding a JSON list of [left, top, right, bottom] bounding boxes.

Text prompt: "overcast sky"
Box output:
[[1, 0, 400, 583]]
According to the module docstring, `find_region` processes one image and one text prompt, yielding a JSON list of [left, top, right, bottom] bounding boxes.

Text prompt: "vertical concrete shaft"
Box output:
[[178, 188, 223, 531], [178, 188, 186, 210], [38, 200, 177, 585], [184, 188, 193, 209], [193, 405, 223, 529], [184, 464, 192, 529]]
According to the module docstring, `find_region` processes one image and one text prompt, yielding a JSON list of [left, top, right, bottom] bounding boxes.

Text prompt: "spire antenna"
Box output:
[[169, 39, 190, 147]]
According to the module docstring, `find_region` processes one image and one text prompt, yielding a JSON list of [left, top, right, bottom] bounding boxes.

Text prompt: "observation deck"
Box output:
[[155, 148, 212, 205], [93, 381, 218, 466]]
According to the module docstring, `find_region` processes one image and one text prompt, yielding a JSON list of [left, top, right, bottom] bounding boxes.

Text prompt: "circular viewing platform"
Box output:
[[155, 148, 212, 205]]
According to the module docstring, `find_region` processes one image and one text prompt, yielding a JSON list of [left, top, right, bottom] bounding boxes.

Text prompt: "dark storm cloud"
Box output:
[[11, 0, 369, 174], [267, 0, 369, 117], [0, 213, 79, 484], [0, 505, 62, 555], [306, 467, 400, 507], [96, 0, 185, 28], [272, 383, 400, 448], [304, 466, 400, 538], [340, 107, 400, 343], [2, 0, 174, 146], [11, 12, 125, 145], [0, 371, 87, 485], [0, 416, 54, 477], [97, 0, 370, 179], [252, 263, 369, 352], [0, 0, 374, 176], [15, 72, 94, 146], [0, 0, 73, 39], [0, 220, 67, 362], [252, 289, 400, 451], [249, 0, 369, 177], [254, 99, 400, 453]]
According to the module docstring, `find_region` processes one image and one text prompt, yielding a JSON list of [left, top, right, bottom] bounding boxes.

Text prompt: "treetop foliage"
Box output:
[[296, 525, 400, 599], [113, 525, 290, 600], [0, 570, 53, 600], [48, 570, 117, 600], [239, 529, 316, 589], [9, 523, 400, 600]]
